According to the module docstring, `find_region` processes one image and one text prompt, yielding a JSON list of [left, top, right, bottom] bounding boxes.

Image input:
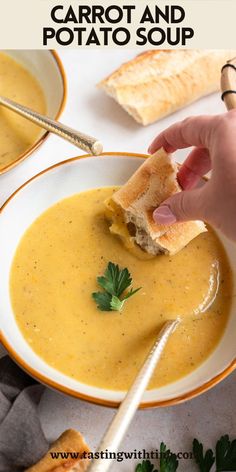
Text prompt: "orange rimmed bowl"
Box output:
[[0, 152, 236, 408], [0, 50, 67, 174]]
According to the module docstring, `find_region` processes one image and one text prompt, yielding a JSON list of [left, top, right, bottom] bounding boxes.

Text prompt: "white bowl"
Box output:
[[0, 50, 66, 174], [0, 153, 235, 408]]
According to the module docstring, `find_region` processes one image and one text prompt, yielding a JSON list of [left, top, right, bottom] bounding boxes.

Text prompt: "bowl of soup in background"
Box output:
[[0, 153, 235, 408], [0, 50, 66, 174]]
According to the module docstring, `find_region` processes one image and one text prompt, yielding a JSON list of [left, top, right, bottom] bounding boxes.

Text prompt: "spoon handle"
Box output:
[[0, 95, 103, 156], [221, 56, 236, 111], [87, 319, 180, 472]]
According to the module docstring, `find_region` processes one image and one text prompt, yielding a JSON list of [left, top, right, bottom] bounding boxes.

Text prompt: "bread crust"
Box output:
[[110, 149, 206, 255], [25, 429, 90, 472], [98, 49, 236, 125]]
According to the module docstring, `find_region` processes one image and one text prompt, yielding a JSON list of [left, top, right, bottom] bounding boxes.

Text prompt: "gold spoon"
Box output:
[[87, 319, 180, 472], [0, 95, 103, 156]]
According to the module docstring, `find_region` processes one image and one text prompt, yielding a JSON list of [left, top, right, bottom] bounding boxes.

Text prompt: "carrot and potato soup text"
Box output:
[[10, 187, 232, 390]]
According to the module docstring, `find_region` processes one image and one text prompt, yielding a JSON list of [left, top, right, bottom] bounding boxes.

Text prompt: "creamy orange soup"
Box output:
[[0, 52, 46, 170], [10, 187, 232, 390]]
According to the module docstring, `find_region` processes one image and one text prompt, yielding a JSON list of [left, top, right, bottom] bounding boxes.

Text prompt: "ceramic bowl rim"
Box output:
[[1, 152, 236, 409]]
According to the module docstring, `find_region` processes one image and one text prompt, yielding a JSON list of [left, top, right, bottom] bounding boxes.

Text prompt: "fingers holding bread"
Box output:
[[107, 148, 206, 256]]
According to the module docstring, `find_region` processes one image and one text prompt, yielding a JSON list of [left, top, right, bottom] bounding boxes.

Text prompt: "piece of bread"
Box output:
[[98, 49, 236, 125], [25, 429, 90, 472], [106, 148, 206, 256]]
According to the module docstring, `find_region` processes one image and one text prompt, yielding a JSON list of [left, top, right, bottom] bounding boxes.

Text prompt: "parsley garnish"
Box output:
[[136, 460, 158, 472], [216, 435, 236, 471], [193, 439, 215, 472], [134, 436, 236, 472], [160, 442, 178, 472], [193, 435, 236, 471], [135, 443, 178, 472], [92, 262, 141, 312]]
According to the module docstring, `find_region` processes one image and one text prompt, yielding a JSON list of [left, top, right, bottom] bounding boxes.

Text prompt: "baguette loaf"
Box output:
[[25, 429, 90, 472], [107, 148, 206, 256], [98, 49, 236, 125]]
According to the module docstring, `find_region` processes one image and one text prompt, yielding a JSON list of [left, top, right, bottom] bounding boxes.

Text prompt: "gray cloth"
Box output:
[[0, 356, 49, 471]]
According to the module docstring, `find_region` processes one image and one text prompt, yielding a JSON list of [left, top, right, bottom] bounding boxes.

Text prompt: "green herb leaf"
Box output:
[[123, 287, 142, 301], [193, 439, 215, 472], [110, 295, 125, 311], [115, 266, 132, 297], [93, 262, 141, 312], [215, 435, 236, 471], [135, 460, 158, 472], [160, 442, 179, 472], [92, 292, 112, 311], [97, 262, 132, 297]]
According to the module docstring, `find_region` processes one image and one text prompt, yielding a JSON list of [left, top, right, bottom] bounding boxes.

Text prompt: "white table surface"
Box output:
[[0, 50, 235, 471]]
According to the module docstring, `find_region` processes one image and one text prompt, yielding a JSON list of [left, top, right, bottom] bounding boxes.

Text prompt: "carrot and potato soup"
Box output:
[[0, 52, 46, 170], [10, 187, 232, 391]]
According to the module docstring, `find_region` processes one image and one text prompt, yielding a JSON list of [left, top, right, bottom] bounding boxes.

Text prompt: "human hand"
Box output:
[[148, 111, 236, 241]]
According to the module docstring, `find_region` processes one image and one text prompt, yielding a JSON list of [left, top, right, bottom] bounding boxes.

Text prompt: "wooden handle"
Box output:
[[221, 56, 236, 111]]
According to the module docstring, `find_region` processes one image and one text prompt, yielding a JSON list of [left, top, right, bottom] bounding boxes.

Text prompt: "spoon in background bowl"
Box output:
[[1, 55, 233, 158], [0, 95, 103, 156]]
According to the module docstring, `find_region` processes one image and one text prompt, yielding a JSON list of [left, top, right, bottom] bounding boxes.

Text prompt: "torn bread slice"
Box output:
[[106, 148, 206, 256], [25, 429, 90, 472]]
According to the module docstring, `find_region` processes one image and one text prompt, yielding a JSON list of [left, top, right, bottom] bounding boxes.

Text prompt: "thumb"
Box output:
[[153, 187, 207, 225]]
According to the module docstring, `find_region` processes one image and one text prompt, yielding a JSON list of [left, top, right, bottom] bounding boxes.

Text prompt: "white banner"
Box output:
[[0, 0, 235, 49]]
